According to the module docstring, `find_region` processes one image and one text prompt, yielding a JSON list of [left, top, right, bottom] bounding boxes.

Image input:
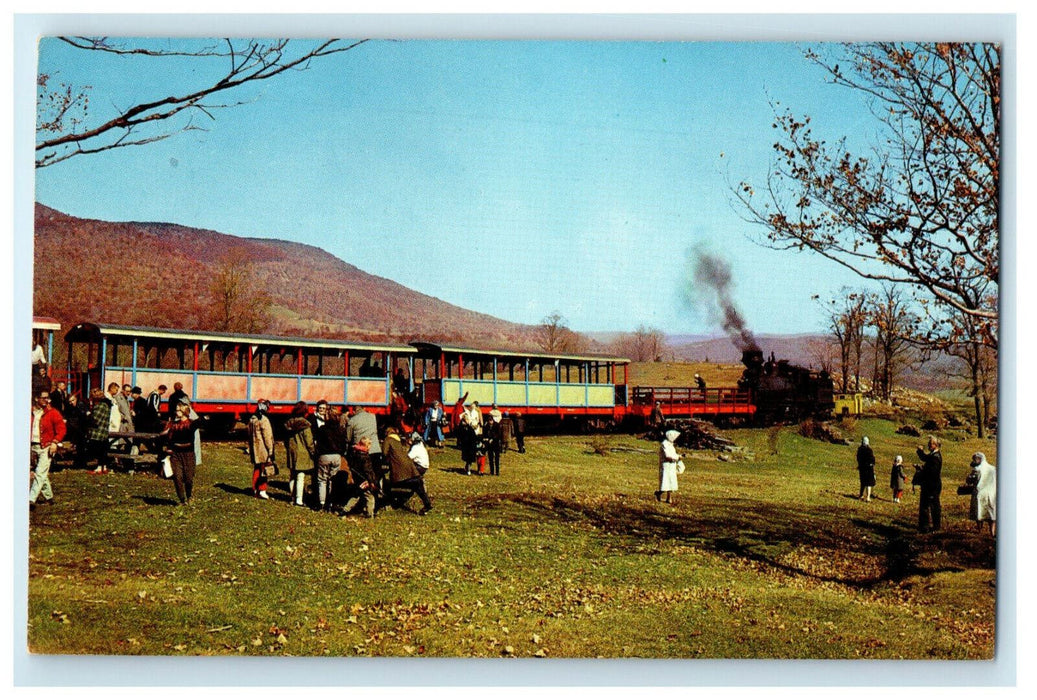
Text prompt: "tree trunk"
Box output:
[[972, 363, 984, 439]]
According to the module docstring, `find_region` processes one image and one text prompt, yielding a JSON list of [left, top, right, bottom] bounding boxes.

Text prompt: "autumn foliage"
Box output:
[[32, 203, 542, 349]]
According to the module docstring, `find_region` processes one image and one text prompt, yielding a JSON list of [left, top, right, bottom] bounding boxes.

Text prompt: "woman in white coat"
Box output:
[[656, 429, 683, 504], [968, 452, 997, 536]]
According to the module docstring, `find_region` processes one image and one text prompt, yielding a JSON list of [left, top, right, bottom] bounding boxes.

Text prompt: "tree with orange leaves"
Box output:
[[736, 43, 999, 351]]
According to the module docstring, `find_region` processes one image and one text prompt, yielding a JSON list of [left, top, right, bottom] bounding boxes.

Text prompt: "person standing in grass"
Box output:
[[247, 400, 275, 500], [30, 390, 65, 509], [314, 404, 350, 511], [161, 401, 204, 506], [484, 410, 503, 476], [890, 455, 907, 503], [283, 401, 316, 508], [450, 392, 470, 439], [64, 393, 89, 471], [86, 387, 113, 474], [649, 401, 665, 434], [968, 452, 996, 536], [857, 436, 876, 502], [510, 411, 526, 454], [423, 400, 446, 448], [655, 429, 682, 504], [915, 436, 943, 533], [457, 403, 478, 475]]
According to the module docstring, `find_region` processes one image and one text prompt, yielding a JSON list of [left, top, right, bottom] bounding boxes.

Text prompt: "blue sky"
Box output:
[[28, 30, 961, 336]]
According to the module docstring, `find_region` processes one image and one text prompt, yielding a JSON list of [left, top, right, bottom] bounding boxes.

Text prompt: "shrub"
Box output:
[[838, 416, 858, 433]]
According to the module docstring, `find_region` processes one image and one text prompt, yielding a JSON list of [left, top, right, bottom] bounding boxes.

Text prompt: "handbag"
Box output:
[[676, 459, 686, 475], [957, 471, 979, 496], [262, 461, 279, 477], [161, 456, 173, 479]]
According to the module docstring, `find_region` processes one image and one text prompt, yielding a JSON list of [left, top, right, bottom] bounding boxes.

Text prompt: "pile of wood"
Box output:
[[646, 419, 738, 452]]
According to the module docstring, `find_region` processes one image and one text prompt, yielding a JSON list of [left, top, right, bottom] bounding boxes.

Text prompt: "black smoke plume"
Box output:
[[684, 248, 760, 353]]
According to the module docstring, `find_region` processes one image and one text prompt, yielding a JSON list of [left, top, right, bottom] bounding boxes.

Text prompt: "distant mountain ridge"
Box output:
[[32, 203, 542, 348]]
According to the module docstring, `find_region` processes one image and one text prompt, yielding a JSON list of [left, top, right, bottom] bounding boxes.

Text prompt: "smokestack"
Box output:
[[686, 249, 760, 353]]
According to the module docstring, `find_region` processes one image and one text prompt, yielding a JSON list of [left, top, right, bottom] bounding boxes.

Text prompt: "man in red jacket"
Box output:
[[30, 390, 66, 508]]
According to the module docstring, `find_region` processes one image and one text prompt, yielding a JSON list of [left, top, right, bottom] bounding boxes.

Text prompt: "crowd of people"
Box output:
[[646, 399, 996, 537], [854, 434, 997, 535], [244, 399, 433, 517], [29, 351, 536, 516], [29, 348, 996, 536], [30, 370, 207, 507]]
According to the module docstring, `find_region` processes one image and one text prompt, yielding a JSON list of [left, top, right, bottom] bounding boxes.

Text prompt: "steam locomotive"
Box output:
[[737, 348, 836, 424]]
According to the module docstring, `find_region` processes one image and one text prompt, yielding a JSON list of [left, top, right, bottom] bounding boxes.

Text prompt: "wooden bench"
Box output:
[[107, 431, 165, 473], [107, 452, 161, 473]]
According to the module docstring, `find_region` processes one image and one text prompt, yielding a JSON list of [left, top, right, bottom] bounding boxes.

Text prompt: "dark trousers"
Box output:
[[390, 477, 432, 511], [488, 447, 501, 475], [918, 491, 941, 532], [73, 438, 89, 470], [87, 440, 110, 469], [170, 450, 196, 503], [514, 434, 525, 453]]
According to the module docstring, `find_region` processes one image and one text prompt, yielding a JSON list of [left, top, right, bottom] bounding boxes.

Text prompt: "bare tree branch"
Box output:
[[37, 38, 369, 168], [733, 43, 999, 345]]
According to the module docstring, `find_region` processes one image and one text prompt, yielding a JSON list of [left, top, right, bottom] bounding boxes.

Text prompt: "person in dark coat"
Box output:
[[63, 393, 90, 470], [146, 385, 167, 426], [49, 381, 70, 416], [382, 427, 432, 515], [32, 365, 52, 399], [456, 407, 477, 475], [130, 387, 150, 430], [915, 436, 943, 533], [484, 412, 503, 476], [284, 402, 316, 507], [856, 436, 876, 502], [889, 455, 907, 503], [649, 401, 665, 434], [342, 436, 381, 518], [312, 403, 349, 511], [510, 411, 526, 454], [166, 382, 188, 421], [160, 401, 205, 505]]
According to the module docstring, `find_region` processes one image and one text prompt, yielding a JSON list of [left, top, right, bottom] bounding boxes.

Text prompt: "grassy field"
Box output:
[[27, 418, 996, 659]]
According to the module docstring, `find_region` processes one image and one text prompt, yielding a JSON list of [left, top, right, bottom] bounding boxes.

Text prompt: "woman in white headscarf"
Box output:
[[889, 455, 906, 503], [968, 452, 997, 536], [656, 429, 683, 504], [856, 436, 876, 502]]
